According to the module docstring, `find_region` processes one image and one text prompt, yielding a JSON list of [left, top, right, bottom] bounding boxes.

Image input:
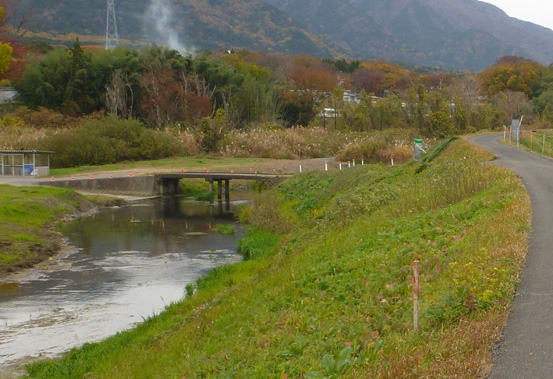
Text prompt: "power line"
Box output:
[[106, 0, 119, 50]]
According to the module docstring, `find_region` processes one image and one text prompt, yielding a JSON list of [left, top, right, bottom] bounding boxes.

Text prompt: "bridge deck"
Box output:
[[155, 172, 291, 181]]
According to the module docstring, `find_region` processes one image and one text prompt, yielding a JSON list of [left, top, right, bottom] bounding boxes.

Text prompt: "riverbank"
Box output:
[[0, 186, 100, 277], [0, 155, 283, 277], [23, 138, 531, 378], [0, 197, 245, 377]]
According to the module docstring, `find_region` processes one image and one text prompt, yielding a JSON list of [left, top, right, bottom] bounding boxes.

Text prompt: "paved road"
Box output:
[[471, 134, 553, 378]]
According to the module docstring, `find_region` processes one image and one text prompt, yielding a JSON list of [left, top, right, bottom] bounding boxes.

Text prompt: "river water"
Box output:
[[0, 198, 244, 374]]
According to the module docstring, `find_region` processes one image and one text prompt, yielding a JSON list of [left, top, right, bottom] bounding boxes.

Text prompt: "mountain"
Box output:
[[10, 0, 553, 70], [12, 0, 342, 57], [260, 0, 551, 70]]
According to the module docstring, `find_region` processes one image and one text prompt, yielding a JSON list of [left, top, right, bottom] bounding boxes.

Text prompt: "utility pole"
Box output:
[[106, 0, 119, 50]]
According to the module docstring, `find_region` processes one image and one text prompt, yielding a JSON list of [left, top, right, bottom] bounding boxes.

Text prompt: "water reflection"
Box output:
[[0, 198, 244, 372]]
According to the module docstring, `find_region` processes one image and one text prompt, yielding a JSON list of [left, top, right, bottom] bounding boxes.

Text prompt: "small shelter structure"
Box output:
[[0, 87, 18, 104], [1, 150, 54, 177]]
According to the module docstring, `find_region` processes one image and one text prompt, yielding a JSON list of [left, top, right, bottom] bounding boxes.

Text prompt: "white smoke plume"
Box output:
[[144, 0, 194, 55]]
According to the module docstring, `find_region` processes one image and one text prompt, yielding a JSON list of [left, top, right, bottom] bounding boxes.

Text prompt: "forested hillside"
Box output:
[[261, 0, 553, 70], [8, 0, 553, 70], [10, 0, 340, 57]]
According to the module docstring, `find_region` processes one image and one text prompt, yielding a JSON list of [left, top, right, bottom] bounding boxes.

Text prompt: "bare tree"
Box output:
[[492, 90, 531, 123], [105, 69, 133, 119]]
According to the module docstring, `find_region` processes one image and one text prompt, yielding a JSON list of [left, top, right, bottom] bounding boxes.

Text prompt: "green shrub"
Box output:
[[239, 190, 292, 233], [179, 181, 215, 202], [41, 116, 184, 168], [214, 224, 236, 235], [237, 227, 279, 259]]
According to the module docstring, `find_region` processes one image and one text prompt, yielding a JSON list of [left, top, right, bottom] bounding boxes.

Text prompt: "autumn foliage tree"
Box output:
[[353, 67, 385, 95], [358, 60, 408, 93], [278, 63, 338, 127], [289, 65, 338, 94], [0, 6, 13, 75], [139, 67, 211, 129], [479, 56, 542, 98]]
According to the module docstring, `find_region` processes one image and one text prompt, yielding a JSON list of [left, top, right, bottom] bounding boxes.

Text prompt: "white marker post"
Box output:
[[353, 159, 356, 167], [413, 261, 420, 331], [339, 162, 342, 170], [299, 165, 303, 173], [325, 161, 328, 172], [517, 116, 523, 149], [391, 158, 394, 166]]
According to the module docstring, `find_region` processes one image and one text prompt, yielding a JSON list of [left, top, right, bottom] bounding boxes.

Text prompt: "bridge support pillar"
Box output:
[[217, 180, 223, 202], [160, 178, 180, 196], [224, 179, 230, 211]]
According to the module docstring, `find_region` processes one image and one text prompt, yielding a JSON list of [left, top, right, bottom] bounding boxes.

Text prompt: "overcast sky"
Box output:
[[480, 1, 553, 30]]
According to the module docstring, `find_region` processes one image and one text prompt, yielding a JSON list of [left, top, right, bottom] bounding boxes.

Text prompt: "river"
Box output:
[[0, 197, 244, 375]]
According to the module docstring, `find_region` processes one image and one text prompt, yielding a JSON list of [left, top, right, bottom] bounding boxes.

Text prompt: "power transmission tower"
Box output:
[[106, 0, 119, 50]]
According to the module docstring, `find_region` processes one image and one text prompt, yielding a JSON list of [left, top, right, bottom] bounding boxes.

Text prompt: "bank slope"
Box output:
[[0, 186, 94, 277], [25, 139, 530, 378]]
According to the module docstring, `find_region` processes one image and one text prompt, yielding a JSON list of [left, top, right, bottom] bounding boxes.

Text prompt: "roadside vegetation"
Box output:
[[24, 139, 530, 378], [512, 130, 553, 159], [0, 186, 94, 276]]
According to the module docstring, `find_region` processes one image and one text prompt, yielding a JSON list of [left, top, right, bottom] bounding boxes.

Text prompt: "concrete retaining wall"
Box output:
[[43, 176, 160, 197]]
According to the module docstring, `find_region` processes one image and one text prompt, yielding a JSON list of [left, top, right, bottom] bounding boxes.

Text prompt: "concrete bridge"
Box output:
[[157, 172, 286, 196], [42, 171, 290, 201]]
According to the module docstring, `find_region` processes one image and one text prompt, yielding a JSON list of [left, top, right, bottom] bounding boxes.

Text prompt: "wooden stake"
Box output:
[[413, 260, 420, 331]]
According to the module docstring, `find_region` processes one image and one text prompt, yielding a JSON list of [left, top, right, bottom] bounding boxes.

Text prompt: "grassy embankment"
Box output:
[[512, 130, 553, 158], [24, 139, 530, 378], [0, 186, 94, 276]]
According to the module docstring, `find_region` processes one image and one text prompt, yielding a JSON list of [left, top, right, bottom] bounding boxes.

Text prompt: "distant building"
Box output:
[[0, 87, 18, 104], [343, 90, 361, 104], [319, 107, 337, 118]]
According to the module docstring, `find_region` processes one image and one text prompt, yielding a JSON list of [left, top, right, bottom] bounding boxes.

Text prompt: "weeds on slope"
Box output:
[[0, 186, 92, 275], [25, 140, 530, 378]]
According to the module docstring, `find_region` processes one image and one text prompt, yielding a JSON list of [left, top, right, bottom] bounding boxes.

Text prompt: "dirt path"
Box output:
[[471, 134, 553, 378]]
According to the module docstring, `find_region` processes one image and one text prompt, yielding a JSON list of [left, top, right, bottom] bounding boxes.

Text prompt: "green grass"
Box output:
[[514, 130, 553, 158], [237, 227, 279, 259], [0, 185, 91, 275], [179, 180, 216, 202], [213, 224, 236, 236], [24, 139, 530, 378], [0, 251, 28, 265]]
